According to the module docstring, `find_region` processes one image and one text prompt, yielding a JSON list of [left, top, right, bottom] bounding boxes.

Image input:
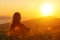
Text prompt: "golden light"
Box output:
[[47, 27, 52, 30], [15, 27, 19, 30], [40, 3, 54, 16]]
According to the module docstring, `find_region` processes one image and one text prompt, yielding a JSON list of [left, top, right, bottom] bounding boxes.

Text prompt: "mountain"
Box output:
[[22, 17, 60, 35], [0, 16, 60, 36], [0, 16, 11, 20]]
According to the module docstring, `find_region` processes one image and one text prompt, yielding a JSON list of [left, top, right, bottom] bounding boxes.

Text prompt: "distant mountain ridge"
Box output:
[[0, 16, 11, 20]]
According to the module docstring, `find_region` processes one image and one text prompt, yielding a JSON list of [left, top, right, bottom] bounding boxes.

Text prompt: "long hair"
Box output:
[[12, 12, 21, 24]]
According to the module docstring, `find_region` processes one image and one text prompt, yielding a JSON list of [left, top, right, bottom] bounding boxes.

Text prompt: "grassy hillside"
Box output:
[[0, 17, 60, 40]]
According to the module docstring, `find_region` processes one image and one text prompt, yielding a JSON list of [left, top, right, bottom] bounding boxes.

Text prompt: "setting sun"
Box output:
[[40, 3, 54, 16]]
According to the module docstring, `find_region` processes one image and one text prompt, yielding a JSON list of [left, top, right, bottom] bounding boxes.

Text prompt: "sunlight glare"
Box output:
[[40, 3, 54, 16]]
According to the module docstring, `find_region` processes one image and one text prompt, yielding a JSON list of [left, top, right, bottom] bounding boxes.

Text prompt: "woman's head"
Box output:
[[12, 12, 21, 24]]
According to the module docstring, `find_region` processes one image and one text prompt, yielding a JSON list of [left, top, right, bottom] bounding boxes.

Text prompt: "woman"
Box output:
[[10, 12, 30, 39]]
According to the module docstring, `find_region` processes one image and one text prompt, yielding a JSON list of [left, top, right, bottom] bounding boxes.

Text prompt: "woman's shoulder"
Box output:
[[19, 23, 26, 27], [19, 23, 30, 30]]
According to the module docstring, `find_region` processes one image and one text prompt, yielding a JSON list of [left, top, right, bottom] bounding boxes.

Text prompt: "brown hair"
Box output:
[[12, 12, 21, 24]]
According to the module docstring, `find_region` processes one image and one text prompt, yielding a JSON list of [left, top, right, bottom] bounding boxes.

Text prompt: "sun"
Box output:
[[40, 3, 54, 16]]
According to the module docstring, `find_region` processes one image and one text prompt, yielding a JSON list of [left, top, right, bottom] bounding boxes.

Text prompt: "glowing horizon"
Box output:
[[0, 0, 60, 20]]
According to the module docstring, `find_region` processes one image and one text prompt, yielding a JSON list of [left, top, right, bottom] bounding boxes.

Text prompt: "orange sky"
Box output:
[[0, 0, 60, 20]]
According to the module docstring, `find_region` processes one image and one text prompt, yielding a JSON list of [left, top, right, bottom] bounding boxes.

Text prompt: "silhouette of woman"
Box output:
[[10, 12, 21, 31], [10, 12, 30, 39]]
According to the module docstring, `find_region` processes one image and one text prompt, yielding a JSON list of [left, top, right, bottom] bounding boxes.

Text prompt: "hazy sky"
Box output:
[[0, 0, 60, 20]]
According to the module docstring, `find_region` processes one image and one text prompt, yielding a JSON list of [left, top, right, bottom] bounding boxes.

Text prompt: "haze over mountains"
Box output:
[[0, 16, 11, 20], [0, 16, 11, 24], [0, 16, 60, 35]]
